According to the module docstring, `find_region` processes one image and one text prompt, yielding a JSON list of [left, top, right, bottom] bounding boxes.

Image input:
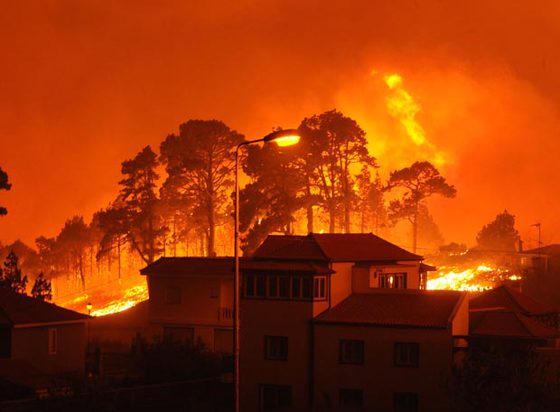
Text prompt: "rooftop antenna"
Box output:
[[530, 222, 542, 257]]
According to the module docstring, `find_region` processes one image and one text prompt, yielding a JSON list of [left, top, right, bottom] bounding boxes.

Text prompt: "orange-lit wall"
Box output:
[[240, 297, 325, 412], [313, 324, 452, 412], [147, 274, 233, 349], [11, 322, 86, 376]]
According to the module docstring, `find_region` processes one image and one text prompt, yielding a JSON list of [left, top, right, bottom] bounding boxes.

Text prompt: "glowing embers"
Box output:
[[426, 263, 520, 292]]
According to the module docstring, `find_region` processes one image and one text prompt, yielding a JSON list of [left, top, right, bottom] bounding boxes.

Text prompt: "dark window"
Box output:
[[0, 326, 11, 358], [394, 342, 419, 367], [256, 275, 266, 297], [379, 273, 407, 289], [245, 275, 255, 296], [269, 276, 278, 297], [279, 277, 290, 298], [302, 277, 313, 299], [48, 328, 57, 355], [394, 392, 418, 412], [314, 277, 326, 299], [339, 388, 363, 408], [292, 276, 301, 298], [339, 340, 364, 364], [264, 336, 288, 360], [260, 384, 292, 411], [164, 285, 182, 304]]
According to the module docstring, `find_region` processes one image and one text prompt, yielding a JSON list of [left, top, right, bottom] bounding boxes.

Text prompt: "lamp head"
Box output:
[[263, 129, 301, 147]]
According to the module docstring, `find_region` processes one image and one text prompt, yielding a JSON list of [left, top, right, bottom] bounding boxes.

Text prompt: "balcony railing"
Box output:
[[219, 307, 234, 321]]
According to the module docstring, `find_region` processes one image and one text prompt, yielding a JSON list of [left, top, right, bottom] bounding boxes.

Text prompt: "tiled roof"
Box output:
[[252, 235, 327, 260], [420, 263, 437, 272], [254, 233, 421, 262], [522, 244, 560, 256], [470, 310, 560, 339], [470, 285, 557, 315], [315, 290, 464, 328], [0, 287, 89, 326], [141, 257, 332, 276]]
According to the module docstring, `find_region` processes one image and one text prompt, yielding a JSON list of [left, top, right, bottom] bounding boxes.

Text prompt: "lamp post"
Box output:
[[234, 129, 300, 412]]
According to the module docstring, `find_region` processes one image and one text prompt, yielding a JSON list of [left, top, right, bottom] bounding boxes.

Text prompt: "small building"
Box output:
[[0, 287, 89, 397], [140, 257, 235, 352]]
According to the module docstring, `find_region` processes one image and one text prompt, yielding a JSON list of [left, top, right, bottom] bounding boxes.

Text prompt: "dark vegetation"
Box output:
[[0, 110, 456, 297]]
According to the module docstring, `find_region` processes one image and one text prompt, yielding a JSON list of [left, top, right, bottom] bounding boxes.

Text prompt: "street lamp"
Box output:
[[234, 129, 300, 412]]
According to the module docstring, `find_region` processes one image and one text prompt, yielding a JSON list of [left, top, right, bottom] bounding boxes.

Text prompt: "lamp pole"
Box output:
[[233, 129, 300, 412]]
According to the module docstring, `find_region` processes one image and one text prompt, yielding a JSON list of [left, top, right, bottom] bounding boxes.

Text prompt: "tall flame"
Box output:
[[382, 72, 446, 167]]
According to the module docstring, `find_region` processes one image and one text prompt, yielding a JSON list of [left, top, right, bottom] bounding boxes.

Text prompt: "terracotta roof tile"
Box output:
[[254, 233, 421, 262], [140, 257, 332, 276], [470, 285, 557, 315], [315, 290, 464, 328], [0, 287, 89, 326], [470, 310, 560, 339]]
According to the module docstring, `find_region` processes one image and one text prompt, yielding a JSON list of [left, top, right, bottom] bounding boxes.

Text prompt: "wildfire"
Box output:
[[57, 282, 148, 317], [427, 263, 520, 292], [89, 284, 149, 317], [382, 72, 446, 168]]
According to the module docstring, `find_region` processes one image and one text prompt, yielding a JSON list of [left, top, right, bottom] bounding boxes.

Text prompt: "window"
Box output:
[[394, 342, 419, 367], [164, 285, 181, 304], [379, 273, 407, 289], [244, 274, 266, 297], [394, 392, 418, 412], [313, 277, 326, 299], [264, 336, 288, 360], [339, 340, 364, 364], [0, 326, 10, 358], [339, 388, 363, 408], [48, 328, 57, 355], [163, 326, 194, 343], [259, 385, 292, 411], [245, 274, 327, 301]]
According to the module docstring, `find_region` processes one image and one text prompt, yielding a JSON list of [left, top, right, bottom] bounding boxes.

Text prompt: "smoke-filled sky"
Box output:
[[1, 0, 560, 249]]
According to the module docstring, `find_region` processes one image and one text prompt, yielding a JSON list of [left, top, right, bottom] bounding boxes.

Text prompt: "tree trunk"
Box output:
[[412, 203, 418, 253], [117, 239, 121, 279], [329, 200, 336, 233]]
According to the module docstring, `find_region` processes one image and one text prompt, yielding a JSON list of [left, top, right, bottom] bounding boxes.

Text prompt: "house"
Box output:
[[0, 287, 89, 397], [240, 233, 466, 412], [140, 257, 235, 352], [140, 232, 466, 411]]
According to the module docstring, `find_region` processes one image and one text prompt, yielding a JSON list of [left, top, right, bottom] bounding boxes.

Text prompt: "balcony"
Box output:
[[219, 307, 234, 321]]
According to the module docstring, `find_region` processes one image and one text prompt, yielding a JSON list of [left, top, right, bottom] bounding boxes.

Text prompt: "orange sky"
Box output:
[[1, 0, 560, 249]]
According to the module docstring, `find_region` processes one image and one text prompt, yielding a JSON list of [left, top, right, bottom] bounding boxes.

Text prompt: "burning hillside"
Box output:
[[427, 263, 521, 292]]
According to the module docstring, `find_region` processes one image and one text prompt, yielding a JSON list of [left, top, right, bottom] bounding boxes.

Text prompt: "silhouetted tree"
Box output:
[[0, 251, 28, 294], [239, 142, 305, 254], [57, 216, 91, 290], [298, 109, 376, 232], [160, 120, 244, 256], [96, 201, 129, 277], [387, 161, 456, 252], [355, 167, 386, 233], [476, 210, 520, 252], [0, 166, 11, 216], [119, 146, 165, 264], [31, 272, 52, 301]]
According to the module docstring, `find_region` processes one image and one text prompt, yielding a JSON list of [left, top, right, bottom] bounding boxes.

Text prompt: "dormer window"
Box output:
[[378, 273, 407, 289]]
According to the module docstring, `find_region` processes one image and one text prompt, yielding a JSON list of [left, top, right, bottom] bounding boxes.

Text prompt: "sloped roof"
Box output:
[[315, 289, 464, 329], [470, 285, 557, 315], [522, 244, 560, 256], [470, 309, 560, 339], [141, 256, 332, 277], [254, 233, 421, 262], [0, 287, 89, 326]]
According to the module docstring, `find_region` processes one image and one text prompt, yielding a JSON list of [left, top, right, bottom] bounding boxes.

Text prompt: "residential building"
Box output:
[[0, 287, 89, 397]]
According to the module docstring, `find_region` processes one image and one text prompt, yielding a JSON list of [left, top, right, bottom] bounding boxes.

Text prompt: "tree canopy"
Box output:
[[387, 161, 456, 252], [160, 120, 244, 256], [476, 210, 520, 252], [0, 166, 11, 216]]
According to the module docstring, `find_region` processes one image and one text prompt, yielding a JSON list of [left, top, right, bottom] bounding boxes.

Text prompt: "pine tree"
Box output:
[[0, 251, 28, 294], [31, 272, 52, 301]]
